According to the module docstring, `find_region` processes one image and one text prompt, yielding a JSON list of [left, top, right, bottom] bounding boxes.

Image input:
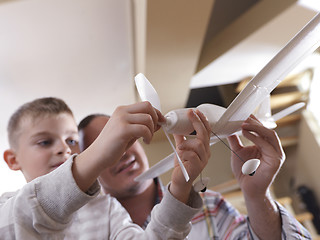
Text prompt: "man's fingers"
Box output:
[[173, 134, 185, 147], [195, 110, 212, 137], [178, 138, 210, 164], [227, 134, 244, 153], [242, 117, 283, 154], [188, 110, 211, 146]]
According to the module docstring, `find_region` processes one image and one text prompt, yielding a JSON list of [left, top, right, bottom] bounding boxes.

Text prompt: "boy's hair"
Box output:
[[7, 97, 74, 149], [78, 113, 110, 131]]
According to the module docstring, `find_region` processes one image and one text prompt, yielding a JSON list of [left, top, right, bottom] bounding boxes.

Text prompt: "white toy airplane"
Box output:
[[134, 12, 320, 183]]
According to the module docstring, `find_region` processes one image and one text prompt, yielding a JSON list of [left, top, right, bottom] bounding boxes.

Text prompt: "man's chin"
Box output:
[[125, 180, 151, 195]]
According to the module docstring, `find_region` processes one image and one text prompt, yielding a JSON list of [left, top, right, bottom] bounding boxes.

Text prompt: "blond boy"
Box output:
[[0, 97, 211, 239]]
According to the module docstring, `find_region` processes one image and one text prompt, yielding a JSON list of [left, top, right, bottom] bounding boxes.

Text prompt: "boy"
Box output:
[[0, 97, 211, 239]]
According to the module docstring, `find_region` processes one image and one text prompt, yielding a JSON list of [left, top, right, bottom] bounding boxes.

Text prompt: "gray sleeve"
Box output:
[[145, 184, 203, 239], [35, 154, 100, 223], [109, 184, 203, 240], [0, 155, 100, 238]]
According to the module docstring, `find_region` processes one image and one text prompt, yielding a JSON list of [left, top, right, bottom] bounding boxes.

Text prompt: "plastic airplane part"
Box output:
[[135, 73, 190, 182], [242, 159, 261, 176], [193, 177, 210, 192], [135, 12, 320, 182]]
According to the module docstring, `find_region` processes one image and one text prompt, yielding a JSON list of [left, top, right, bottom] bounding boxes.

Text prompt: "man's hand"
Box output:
[[170, 109, 211, 204], [227, 114, 285, 198], [227, 114, 284, 239]]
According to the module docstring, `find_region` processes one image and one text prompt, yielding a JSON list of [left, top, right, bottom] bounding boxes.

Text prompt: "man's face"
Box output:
[[79, 115, 150, 198], [13, 113, 79, 182]]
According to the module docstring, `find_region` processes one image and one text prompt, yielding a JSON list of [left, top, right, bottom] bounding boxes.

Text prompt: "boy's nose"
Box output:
[[57, 141, 71, 156]]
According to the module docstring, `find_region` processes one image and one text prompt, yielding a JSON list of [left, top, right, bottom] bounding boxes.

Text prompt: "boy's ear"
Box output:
[[3, 149, 21, 171]]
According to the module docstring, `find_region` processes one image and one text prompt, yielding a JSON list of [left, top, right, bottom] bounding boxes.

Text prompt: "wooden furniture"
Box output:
[[210, 179, 320, 238]]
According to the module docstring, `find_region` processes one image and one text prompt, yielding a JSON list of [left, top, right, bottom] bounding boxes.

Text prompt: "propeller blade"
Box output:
[[134, 73, 190, 182], [135, 73, 162, 111]]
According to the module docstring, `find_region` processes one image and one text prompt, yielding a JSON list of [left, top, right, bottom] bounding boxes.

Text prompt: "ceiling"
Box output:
[[0, 0, 319, 193], [0, 0, 319, 131], [133, 0, 320, 111]]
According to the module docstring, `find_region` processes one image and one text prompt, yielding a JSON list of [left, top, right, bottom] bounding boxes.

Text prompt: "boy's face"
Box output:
[[79, 116, 150, 198], [9, 113, 79, 182]]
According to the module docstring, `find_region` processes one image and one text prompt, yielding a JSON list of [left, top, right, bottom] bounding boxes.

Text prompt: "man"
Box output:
[[79, 113, 157, 227], [78, 113, 311, 239]]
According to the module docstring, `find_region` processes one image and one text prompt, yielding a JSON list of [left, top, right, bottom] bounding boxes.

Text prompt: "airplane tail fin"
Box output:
[[272, 102, 305, 122], [255, 95, 305, 128], [255, 94, 277, 129]]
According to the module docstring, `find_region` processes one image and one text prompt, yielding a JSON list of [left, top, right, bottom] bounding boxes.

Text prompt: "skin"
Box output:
[[79, 116, 152, 199], [4, 113, 79, 182], [4, 101, 211, 208], [78, 109, 212, 226], [73, 101, 211, 204], [79, 115, 156, 226], [227, 114, 284, 240], [4, 101, 284, 239], [79, 111, 286, 239]]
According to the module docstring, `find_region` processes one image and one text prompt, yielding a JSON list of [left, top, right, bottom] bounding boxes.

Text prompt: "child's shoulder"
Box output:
[[0, 190, 19, 204]]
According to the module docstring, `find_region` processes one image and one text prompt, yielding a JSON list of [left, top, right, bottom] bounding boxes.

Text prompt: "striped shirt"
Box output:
[[143, 178, 311, 239]]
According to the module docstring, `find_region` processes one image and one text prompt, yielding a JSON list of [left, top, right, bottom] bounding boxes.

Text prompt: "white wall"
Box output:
[[0, 0, 134, 195], [296, 110, 320, 204]]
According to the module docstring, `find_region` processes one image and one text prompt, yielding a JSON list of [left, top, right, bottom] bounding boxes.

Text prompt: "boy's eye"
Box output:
[[37, 140, 52, 146], [67, 139, 78, 146]]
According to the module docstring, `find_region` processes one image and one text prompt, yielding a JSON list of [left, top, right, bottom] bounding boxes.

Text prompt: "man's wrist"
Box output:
[[169, 182, 192, 204], [244, 190, 279, 213]]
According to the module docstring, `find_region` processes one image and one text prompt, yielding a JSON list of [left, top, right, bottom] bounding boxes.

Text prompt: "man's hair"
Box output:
[[78, 113, 110, 131], [7, 97, 74, 149]]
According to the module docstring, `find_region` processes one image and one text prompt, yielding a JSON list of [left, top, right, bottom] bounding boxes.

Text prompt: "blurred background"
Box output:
[[1, 0, 320, 236]]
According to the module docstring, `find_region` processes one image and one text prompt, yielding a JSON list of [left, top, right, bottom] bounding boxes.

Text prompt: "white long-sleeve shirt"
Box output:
[[0, 156, 203, 239]]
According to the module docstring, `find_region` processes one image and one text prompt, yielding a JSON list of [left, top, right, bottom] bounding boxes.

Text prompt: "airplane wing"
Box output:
[[135, 102, 305, 182], [135, 12, 320, 182], [213, 12, 320, 136], [135, 153, 175, 182], [135, 101, 305, 182], [272, 102, 305, 122]]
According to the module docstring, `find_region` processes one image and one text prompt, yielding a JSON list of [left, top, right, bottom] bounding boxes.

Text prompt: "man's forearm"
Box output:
[[245, 191, 281, 240]]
